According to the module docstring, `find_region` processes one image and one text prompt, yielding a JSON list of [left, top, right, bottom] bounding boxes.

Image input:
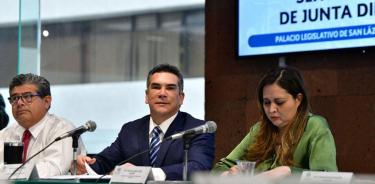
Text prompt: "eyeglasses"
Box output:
[[8, 93, 41, 105]]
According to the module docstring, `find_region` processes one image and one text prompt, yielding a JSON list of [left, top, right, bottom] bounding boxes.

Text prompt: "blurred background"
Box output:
[[0, 0, 205, 153]]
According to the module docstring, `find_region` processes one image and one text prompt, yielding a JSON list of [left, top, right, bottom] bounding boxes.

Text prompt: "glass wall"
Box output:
[[0, 26, 18, 87], [0, 1, 205, 153], [0, 1, 205, 85], [0, 1, 19, 128], [40, 9, 204, 84]]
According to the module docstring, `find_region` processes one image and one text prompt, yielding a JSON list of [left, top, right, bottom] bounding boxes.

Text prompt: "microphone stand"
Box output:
[[72, 135, 79, 175], [182, 134, 194, 181]]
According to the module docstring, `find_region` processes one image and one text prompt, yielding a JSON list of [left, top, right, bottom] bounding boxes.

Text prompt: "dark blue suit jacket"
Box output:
[[90, 111, 215, 180]]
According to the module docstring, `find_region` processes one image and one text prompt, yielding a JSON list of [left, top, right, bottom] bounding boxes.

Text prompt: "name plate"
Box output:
[[110, 166, 152, 184], [300, 171, 353, 184]]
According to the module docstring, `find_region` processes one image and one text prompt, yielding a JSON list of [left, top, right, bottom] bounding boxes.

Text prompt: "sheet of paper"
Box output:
[[41, 162, 107, 180], [43, 175, 111, 180], [85, 162, 98, 175]]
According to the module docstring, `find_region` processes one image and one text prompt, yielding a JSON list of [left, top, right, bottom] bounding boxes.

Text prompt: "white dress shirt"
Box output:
[[0, 113, 85, 178], [148, 113, 177, 143], [147, 112, 177, 181]]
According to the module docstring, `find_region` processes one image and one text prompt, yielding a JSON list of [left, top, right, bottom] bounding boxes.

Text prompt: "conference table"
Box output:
[[9, 175, 375, 184], [12, 180, 193, 184]]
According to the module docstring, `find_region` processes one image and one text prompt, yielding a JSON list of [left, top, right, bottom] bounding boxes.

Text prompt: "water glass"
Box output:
[[236, 160, 256, 176], [4, 142, 23, 164]]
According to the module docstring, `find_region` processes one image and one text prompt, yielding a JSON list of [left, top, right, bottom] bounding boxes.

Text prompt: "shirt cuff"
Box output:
[[151, 168, 166, 181]]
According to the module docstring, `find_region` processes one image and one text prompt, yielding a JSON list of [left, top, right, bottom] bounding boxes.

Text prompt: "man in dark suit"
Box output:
[[76, 64, 215, 180]]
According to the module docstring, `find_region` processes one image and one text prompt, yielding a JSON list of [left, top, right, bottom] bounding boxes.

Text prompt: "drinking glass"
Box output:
[[236, 160, 256, 176]]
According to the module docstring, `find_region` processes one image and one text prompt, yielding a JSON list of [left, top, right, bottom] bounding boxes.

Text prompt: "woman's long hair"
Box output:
[[245, 66, 311, 167]]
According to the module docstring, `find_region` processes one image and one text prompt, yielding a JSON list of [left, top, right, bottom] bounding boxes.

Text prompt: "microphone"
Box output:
[[55, 120, 97, 141], [116, 149, 151, 166], [163, 121, 217, 141], [115, 122, 217, 167]]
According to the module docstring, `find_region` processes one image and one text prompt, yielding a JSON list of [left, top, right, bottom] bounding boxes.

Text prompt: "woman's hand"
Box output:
[[256, 166, 291, 181], [221, 165, 241, 176]]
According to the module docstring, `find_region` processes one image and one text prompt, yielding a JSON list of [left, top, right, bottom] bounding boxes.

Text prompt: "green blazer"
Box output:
[[212, 114, 338, 174]]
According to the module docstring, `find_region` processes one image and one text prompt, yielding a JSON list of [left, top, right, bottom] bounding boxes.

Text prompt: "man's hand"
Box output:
[[120, 163, 136, 168], [74, 155, 97, 175], [109, 162, 136, 175]]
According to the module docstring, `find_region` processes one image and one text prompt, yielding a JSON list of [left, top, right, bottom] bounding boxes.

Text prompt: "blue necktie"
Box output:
[[150, 126, 162, 166]]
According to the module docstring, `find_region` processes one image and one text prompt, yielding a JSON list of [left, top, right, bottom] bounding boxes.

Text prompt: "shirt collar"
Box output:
[[149, 112, 178, 137], [20, 113, 49, 139]]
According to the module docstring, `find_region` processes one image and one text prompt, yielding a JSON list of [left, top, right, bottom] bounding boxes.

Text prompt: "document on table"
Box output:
[[43, 175, 111, 180], [41, 162, 111, 180], [85, 162, 98, 175]]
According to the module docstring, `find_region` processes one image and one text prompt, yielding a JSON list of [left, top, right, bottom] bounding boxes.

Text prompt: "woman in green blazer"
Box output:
[[213, 66, 337, 179]]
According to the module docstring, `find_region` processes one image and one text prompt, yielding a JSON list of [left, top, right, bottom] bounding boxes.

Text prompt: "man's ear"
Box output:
[[43, 96, 52, 110], [178, 91, 185, 106], [145, 89, 149, 104]]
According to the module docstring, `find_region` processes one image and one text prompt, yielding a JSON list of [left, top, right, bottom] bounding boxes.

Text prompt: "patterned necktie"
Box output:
[[149, 126, 162, 166], [22, 130, 32, 163]]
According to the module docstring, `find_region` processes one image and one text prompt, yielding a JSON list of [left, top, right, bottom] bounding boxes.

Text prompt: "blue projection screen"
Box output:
[[238, 0, 375, 56]]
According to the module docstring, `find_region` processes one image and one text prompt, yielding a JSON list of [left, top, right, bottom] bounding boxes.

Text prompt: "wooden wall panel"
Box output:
[[206, 0, 375, 173]]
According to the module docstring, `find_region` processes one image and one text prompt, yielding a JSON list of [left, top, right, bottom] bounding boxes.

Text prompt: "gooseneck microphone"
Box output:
[[163, 121, 217, 141], [117, 149, 151, 166], [8, 121, 97, 179], [55, 120, 96, 141]]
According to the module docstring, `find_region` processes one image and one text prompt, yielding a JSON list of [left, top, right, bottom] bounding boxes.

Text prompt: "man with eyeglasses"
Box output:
[[0, 73, 84, 177], [76, 64, 215, 180]]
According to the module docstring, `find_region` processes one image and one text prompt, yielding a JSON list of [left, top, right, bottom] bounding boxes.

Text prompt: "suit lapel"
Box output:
[[154, 112, 185, 166], [138, 116, 151, 165]]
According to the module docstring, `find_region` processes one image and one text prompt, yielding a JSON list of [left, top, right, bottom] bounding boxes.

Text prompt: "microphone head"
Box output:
[[85, 120, 97, 132], [206, 121, 217, 133]]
